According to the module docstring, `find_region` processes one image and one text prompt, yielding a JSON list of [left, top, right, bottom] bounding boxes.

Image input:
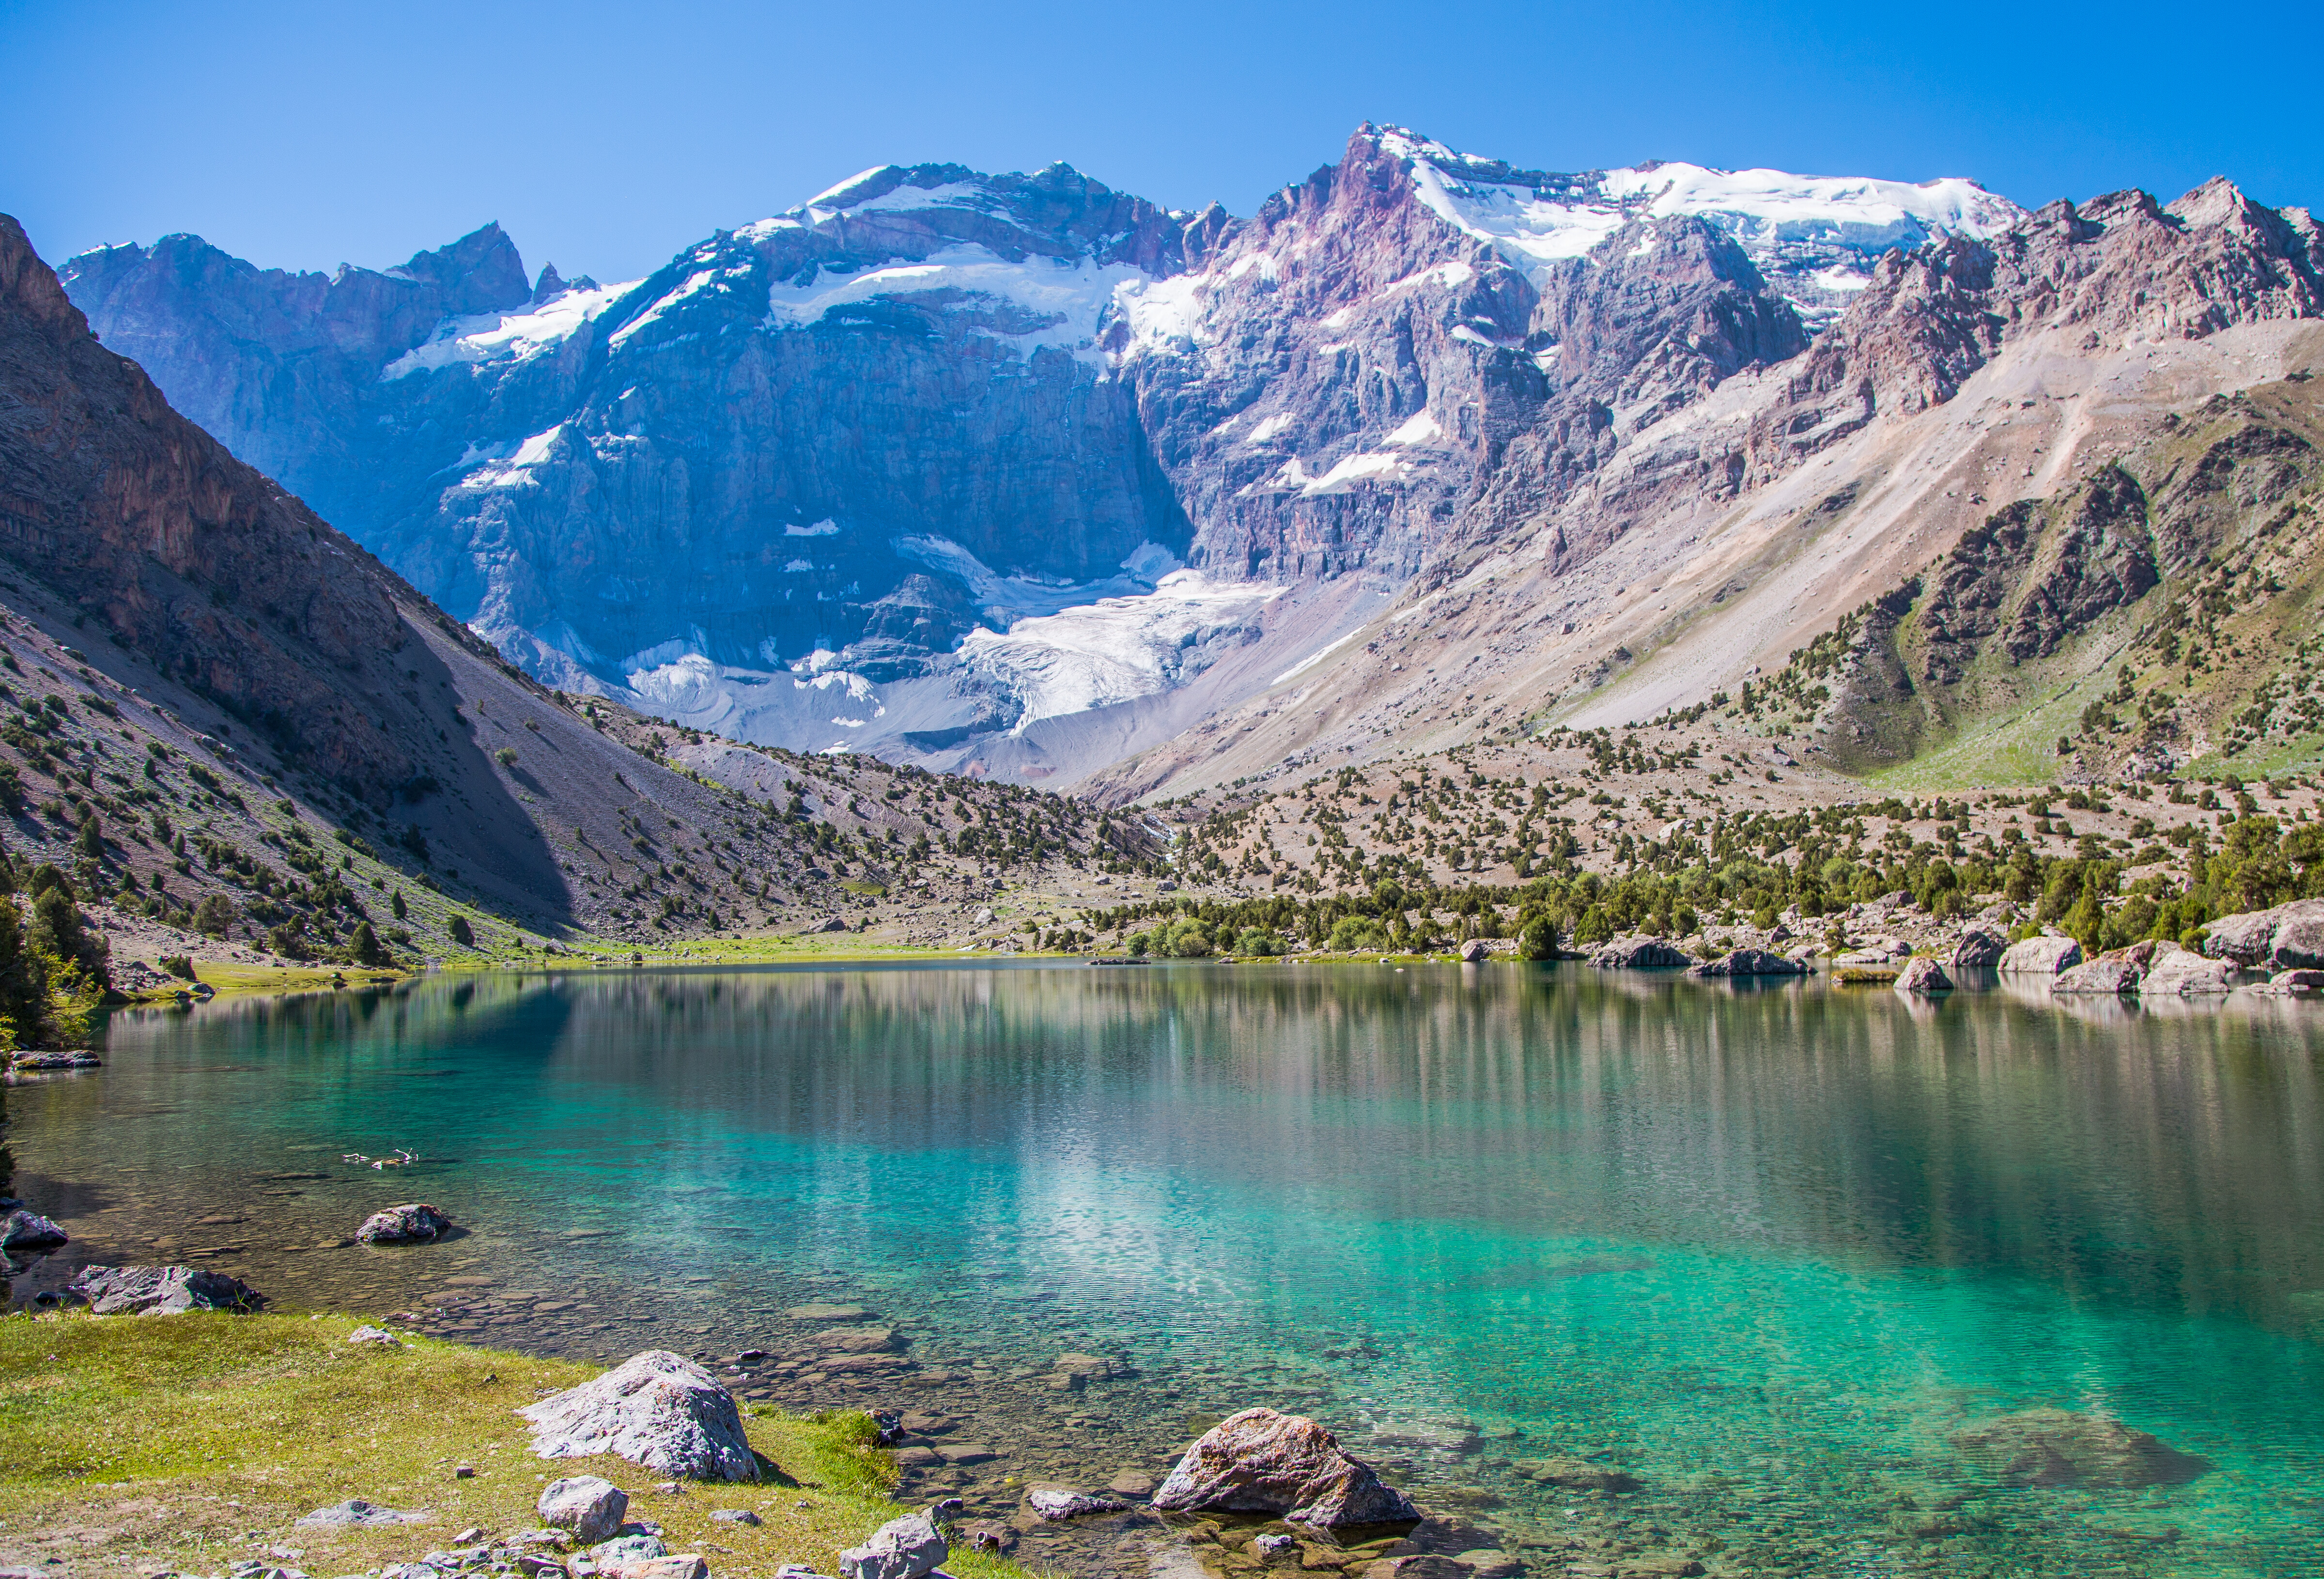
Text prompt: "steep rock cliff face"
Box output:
[[61, 127, 2023, 785], [0, 215, 413, 786], [2, 214, 924, 935]]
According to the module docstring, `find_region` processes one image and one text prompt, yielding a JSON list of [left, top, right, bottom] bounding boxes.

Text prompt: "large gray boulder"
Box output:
[[68, 1264, 263, 1315], [1689, 948, 1806, 978], [2053, 944, 2152, 995], [1999, 934, 2083, 975], [837, 1512, 947, 1579], [1951, 928, 2007, 969], [1588, 938, 1692, 969], [1152, 1407, 1417, 1529], [1948, 1408, 2209, 1487], [2203, 898, 2324, 969], [1894, 957, 1952, 995], [538, 1475, 628, 1543], [520, 1350, 758, 1481], [2136, 943, 2234, 995], [0, 1208, 68, 1255]]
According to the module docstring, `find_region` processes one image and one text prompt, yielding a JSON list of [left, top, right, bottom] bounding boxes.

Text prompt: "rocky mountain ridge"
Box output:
[[62, 126, 2049, 788], [0, 214, 1145, 968]]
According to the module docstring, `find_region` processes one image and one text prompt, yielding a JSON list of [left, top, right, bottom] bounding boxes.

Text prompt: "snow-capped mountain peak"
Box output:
[[1366, 124, 2026, 326]]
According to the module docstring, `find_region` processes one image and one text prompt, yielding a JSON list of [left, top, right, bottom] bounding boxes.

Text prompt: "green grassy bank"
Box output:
[[0, 1312, 1025, 1579]]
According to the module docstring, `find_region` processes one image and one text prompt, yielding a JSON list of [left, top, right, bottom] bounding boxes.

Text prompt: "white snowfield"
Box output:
[[382, 280, 638, 380], [1373, 126, 2024, 288], [958, 569, 1285, 730], [759, 244, 1147, 360]]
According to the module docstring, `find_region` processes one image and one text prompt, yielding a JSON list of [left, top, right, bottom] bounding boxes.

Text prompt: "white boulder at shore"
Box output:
[[1153, 1407, 1418, 1528], [520, 1351, 759, 1481]]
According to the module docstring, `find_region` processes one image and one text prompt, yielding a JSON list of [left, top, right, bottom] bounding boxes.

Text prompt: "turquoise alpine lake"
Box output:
[[8, 961, 2324, 1577]]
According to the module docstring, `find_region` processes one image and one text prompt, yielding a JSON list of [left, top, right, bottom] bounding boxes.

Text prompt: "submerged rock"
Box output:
[[837, 1512, 946, 1579], [1153, 1406, 1418, 1528], [1999, 934, 2083, 975], [537, 1475, 629, 1543], [521, 1351, 758, 1481], [1513, 1455, 1641, 1491], [1951, 928, 2007, 969], [1894, 957, 1952, 995], [1024, 1485, 1124, 1520], [358, 1203, 454, 1243], [69, 1263, 263, 1315], [1052, 1351, 1128, 1382], [1948, 1407, 2210, 1487], [784, 1302, 872, 1322], [8, 1049, 100, 1070]]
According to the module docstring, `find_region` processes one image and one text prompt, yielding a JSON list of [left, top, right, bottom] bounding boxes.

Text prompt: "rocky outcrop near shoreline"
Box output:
[[2203, 898, 2324, 970], [67, 1263, 264, 1314]]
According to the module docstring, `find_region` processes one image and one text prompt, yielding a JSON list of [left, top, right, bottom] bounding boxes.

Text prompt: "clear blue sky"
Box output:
[[5, 0, 2318, 286]]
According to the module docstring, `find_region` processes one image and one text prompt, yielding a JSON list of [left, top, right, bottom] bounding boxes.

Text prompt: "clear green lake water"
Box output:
[[6, 961, 2324, 1577]]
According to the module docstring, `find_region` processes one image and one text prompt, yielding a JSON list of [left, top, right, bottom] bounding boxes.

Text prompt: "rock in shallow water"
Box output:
[[0, 1208, 68, 1254], [2138, 943, 2234, 995], [1153, 1406, 1417, 1528], [1892, 957, 1952, 995], [1999, 934, 2082, 975], [357, 1202, 454, 1243], [537, 1475, 629, 1543], [68, 1263, 263, 1315], [1951, 928, 2007, 969], [1689, 947, 1806, 978], [1512, 1455, 1641, 1492], [1948, 1407, 2210, 1487], [1588, 939, 1692, 970], [521, 1351, 758, 1481], [1024, 1485, 1125, 1520]]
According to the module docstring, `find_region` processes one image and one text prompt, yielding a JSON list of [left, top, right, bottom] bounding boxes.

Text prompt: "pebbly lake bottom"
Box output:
[[6, 961, 2324, 1579]]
